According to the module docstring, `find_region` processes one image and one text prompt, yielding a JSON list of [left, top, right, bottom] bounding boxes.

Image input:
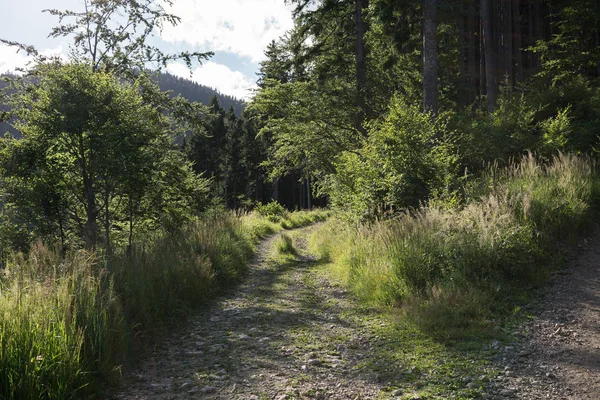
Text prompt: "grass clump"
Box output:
[[311, 153, 597, 340], [276, 234, 297, 255], [0, 247, 126, 399], [0, 208, 327, 399]]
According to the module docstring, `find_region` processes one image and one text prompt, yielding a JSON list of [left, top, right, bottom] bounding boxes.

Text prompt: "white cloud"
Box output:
[[167, 61, 256, 100], [0, 44, 67, 74], [160, 0, 294, 62], [0, 44, 32, 74]]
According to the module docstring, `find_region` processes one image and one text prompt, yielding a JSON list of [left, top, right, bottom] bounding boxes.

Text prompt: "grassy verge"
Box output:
[[310, 154, 598, 341], [241, 207, 330, 244], [0, 208, 327, 399]]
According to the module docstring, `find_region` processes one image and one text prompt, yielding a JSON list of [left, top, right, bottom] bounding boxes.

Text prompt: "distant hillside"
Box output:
[[155, 72, 246, 116], [0, 71, 246, 137]]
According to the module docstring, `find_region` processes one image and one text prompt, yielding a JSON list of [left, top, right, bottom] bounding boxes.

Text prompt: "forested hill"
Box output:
[[155, 72, 245, 116], [0, 71, 245, 137]]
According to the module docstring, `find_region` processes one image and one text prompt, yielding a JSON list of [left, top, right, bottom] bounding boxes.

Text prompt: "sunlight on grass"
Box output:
[[0, 209, 328, 399], [310, 154, 598, 341]]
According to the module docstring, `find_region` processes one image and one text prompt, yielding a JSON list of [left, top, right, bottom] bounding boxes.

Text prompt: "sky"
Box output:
[[0, 0, 295, 100]]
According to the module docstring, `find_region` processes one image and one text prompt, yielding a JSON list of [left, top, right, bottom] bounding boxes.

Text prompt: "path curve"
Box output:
[[108, 225, 600, 400], [109, 225, 390, 400]]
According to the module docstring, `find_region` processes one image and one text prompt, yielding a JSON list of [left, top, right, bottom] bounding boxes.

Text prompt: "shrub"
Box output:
[[540, 107, 572, 153], [256, 201, 287, 222], [325, 97, 458, 221]]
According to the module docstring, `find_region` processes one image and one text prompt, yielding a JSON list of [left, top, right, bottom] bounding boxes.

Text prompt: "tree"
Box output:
[[354, 0, 368, 134], [1, 63, 208, 249], [14, 0, 212, 76], [533, 0, 600, 82], [257, 40, 291, 88], [481, 0, 497, 112], [1, 0, 213, 144], [423, 0, 438, 116]]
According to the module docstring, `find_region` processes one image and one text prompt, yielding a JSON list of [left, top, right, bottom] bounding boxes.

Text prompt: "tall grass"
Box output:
[[310, 154, 598, 338], [0, 209, 327, 399], [0, 247, 125, 399]]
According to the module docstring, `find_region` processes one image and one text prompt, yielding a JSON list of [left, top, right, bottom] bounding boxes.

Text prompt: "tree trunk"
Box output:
[[482, 0, 497, 112], [505, 0, 514, 87], [457, 2, 466, 102], [423, 0, 438, 117], [104, 186, 111, 255], [480, 14, 486, 100], [596, 2, 600, 76], [272, 178, 279, 201], [83, 175, 96, 250], [528, 0, 534, 71], [58, 208, 66, 256], [534, 0, 542, 68], [548, 0, 552, 37], [128, 197, 133, 255], [494, 0, 503, 84], [468, 0, 478, 103], [306, 177, 311, 210], [354, 0, 367, 135], [514, 0, 524, 83], [80, 134, 96, 250]]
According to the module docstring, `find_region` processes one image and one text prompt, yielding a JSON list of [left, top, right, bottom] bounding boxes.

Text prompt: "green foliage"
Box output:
[[527, 76, 600, 154], [256, 201, 287, 222], [38, 0, 212, 76], [540, 107, 572, 153], [311, 154, 597, 339], [249, 79, 359, 180], [186, 98, 268, 209], [0, 62, 209, 249], [447, 95, 538, 169], [532, 0, 600, 83], [325, 97, 458, 220]]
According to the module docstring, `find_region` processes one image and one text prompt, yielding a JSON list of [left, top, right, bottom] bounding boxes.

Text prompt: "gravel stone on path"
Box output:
[[108, 226, 393, 399], [485, 230, 600, 400]]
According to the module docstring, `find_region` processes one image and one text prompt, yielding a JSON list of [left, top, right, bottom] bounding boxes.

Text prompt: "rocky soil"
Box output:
[[109, 225, 600, 400], [486, 234, 600, 399]]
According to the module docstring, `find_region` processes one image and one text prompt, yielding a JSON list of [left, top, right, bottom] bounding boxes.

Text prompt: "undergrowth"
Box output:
[[310, 153, 598, 341], [0, 208, 327, 399]]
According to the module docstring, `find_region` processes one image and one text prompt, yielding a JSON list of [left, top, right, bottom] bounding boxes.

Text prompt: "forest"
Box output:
[[0, 0, 599, 398]]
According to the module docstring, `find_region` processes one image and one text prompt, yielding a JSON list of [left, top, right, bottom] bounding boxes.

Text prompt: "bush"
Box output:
[[447, 95, 538, 170], [256, 201, 287, 222], [540, 107, 572, 153], [325, 97, 458, 221]]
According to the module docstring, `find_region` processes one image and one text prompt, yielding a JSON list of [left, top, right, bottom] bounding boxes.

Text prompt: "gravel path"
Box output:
[[110, 226, 393, 400], [486, 233, 600, 399], [109, 225, 600, 400]]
